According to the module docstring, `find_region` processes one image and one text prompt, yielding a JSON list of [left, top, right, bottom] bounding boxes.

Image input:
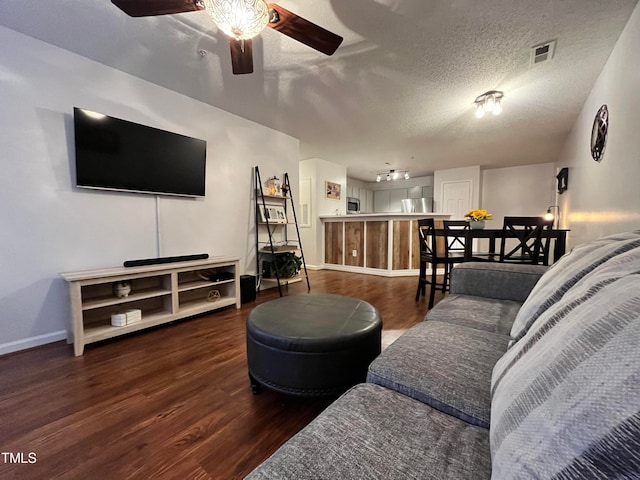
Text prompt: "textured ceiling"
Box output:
[[1, 0, 638, 181]]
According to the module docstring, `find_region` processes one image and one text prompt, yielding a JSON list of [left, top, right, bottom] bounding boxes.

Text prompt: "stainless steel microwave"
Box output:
[[347, 197, 360, 213]]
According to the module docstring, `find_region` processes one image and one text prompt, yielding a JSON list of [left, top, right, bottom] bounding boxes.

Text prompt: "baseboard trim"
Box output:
[[0, 330, 66, 356], [320, 265, 443, 277]]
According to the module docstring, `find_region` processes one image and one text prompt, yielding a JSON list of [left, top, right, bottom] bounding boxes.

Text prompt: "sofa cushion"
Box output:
[[509, 230, 640, 343], [449, 262, 548, 303], [426, 294, 521, 335], [490, 251, 640, 478], [245, 383, 491, 480], [367, 321, 510, 428]]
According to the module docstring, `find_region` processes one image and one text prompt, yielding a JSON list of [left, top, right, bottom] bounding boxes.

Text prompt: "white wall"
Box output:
[[299, 158, 346, 267], [482, 163, 557, 225], [0, 27, 299, 354], [556, 3, 640, 247]]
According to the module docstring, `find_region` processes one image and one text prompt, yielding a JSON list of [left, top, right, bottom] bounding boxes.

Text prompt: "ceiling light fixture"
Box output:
[[474, 90, 504, 118], [203, 0, 270, 41], [374, 169, 410, 182]]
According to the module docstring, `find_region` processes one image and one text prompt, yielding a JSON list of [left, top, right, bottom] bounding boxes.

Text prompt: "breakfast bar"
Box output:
[[320, 213, 451, 276]]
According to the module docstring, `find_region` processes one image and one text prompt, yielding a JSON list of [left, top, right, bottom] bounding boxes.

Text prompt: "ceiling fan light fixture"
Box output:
[[204, 0, 269, 40], [376, 175, 381, 182]]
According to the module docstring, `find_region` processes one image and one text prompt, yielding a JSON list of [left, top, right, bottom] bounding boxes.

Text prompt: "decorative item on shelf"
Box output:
[[111, 312, 128, 327], [266, 176, 282, 196], [112, 281, 132, 298], [207, 290, 221, 302], [474, 90, 504, 118], [268, 252, 303, 279], [464, 209, 493, 230], [281, 183, 290, 197], [259, 205, 287, 224], [125, 309, 142, 324]]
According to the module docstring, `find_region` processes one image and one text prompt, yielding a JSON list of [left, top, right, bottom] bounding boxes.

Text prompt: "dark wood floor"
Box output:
[[0, 270, 440, 479]]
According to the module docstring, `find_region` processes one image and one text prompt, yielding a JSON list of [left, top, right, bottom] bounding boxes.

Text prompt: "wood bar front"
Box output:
[[321, 213, 450, 276]]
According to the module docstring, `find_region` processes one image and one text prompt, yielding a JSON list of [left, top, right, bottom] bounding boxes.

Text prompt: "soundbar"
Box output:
[[124, 253, 209, 267]]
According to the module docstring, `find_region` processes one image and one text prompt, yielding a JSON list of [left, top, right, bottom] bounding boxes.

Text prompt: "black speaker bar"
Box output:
[[124, 253, 209, 267]]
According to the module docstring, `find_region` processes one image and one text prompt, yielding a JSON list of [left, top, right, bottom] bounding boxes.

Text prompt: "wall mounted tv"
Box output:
[[73, 107, 207, 197]]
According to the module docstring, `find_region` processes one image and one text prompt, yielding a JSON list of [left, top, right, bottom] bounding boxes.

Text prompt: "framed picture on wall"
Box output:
[[326, 181, 341, 200], [556, 167, 568, 194]]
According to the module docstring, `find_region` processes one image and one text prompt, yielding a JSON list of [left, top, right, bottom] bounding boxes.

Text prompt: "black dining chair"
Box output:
[[441, 220, 474, 292], [416, 219, 466, 308], [499, 216, 554, 265], [443, 219, 497, 263], [442, 220, 468, 257]]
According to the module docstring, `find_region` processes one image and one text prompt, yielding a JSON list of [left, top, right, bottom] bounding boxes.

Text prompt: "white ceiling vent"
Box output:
[[530, 40, 556, 66]]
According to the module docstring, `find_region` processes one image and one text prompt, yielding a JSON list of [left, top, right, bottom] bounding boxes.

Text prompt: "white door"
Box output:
[[441, 180, 472, 219]]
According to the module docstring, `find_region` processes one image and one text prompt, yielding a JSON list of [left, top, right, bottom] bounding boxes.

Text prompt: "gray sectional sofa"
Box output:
[[246, 231, 640, 479]]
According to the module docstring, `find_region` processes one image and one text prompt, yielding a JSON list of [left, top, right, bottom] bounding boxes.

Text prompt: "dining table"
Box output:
[[460, 228, 570, 263]]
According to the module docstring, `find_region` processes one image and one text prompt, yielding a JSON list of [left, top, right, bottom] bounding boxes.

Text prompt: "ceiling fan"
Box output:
[[111, 0, 343, 75]]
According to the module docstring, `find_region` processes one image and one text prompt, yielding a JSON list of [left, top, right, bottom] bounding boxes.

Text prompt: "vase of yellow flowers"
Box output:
[[464, 209, 493, 229]]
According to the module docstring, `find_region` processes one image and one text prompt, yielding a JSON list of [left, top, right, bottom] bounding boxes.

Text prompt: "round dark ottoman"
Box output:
[[246, 294, 382, 396]]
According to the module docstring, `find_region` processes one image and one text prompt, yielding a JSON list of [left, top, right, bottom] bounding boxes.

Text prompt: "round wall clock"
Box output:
[[590, 104, 609, 162]]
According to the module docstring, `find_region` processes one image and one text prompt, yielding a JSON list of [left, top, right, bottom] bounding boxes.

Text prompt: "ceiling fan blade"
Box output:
[[267, 3, 343, 56], [111, 0, 204, 17], [230, 39, 254, 75]]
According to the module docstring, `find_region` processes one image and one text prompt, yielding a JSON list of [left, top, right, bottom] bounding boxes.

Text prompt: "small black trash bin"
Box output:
[[240, 275, 256, 304]]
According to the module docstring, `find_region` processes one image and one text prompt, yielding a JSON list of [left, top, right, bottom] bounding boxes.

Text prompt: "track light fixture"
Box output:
[[374, 169, 410, 182], [474, 90, 504, 118]]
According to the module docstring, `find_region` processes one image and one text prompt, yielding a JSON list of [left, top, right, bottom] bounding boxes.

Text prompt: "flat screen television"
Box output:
[[73, 107, 207, 197]]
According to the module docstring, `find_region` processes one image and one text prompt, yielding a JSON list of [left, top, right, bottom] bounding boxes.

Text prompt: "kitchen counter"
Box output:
[[320, 213, 451, 276], [320, 213, 450, 220]]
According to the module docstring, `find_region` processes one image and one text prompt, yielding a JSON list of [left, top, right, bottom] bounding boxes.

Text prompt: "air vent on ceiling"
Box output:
[[530, 40, 556, 66]]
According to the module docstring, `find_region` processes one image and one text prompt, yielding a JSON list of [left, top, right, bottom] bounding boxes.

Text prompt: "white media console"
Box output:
[[60, 257, 241, 356]]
